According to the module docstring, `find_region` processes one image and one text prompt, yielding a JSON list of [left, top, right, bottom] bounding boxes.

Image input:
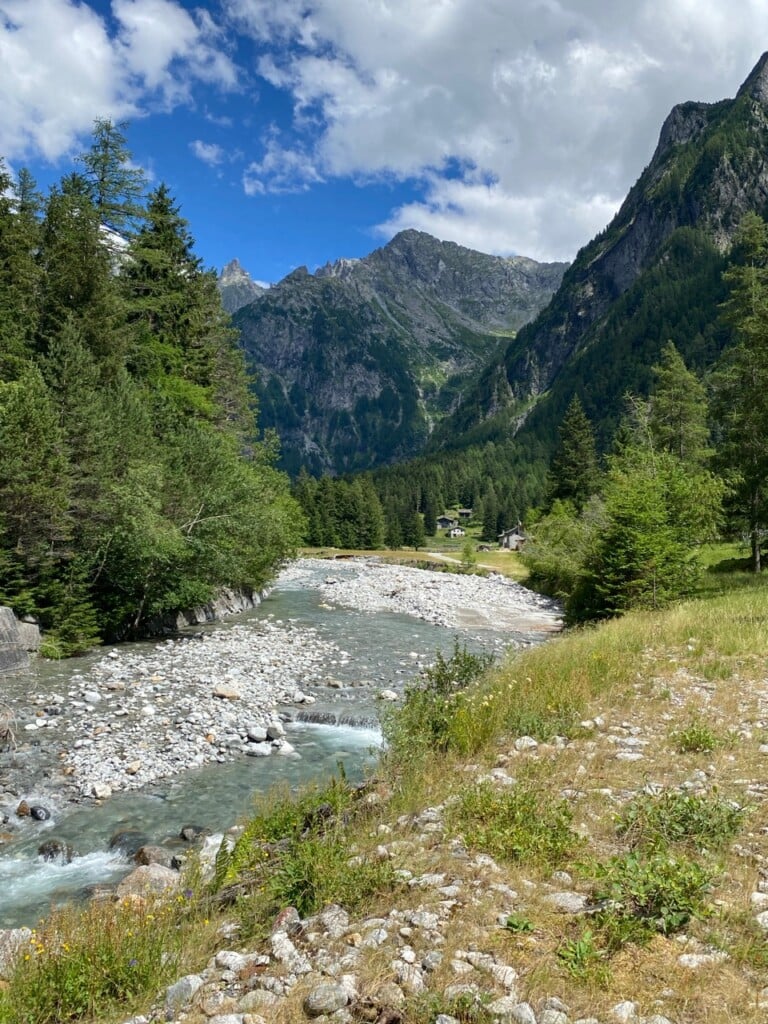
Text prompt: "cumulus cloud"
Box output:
[[243, 133, 323, 194], [190, 139, 226, 166], [230, 0, 768, 259], [0, 0, 236, 161]]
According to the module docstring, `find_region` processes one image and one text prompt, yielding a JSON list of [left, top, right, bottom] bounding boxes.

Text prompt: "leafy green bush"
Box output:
[[451, 779, 580, 869], [383, 641, 494, 760], [267, 833, 396, 918], [671, 716, 730, 753], [212, 774, 355, 889], [617, 790, 744, 851], [503, 912, 534, 934], [556, 927, 610, 984], [590, 852, 714, 950]]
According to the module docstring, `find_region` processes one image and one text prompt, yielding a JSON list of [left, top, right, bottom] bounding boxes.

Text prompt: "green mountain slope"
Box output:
[[439, 53, 768, 456]]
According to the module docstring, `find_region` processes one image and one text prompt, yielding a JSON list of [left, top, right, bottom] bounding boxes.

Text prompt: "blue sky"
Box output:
[[1, 0, 767, 285]]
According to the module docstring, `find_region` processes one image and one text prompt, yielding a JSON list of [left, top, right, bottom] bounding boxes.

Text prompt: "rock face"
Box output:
[[217, 258, 266, 314], [0, 607, 29, 675], [232, 231, 566, 474], [449, 50, 768, 440]]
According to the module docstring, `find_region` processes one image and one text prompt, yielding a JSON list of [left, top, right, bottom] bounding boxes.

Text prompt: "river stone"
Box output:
[[247, 743, 272, 757], [134, 845, 174, 868], [303, 983, 350, 1017], [540, 1012, 569, 1024], [38, 838, 73, 862], [270, 930, 312, 974], [92, 782, 112, 800], [239, 989, 281, 1012], [213, 683, 241, 700], [544, 891, 587, 913], [165, 974, 204, 1015], [116, 864, 179, 896], [267, 721, 286, 740], [246, 724, 268, 742], [109, 829, 149, 855]]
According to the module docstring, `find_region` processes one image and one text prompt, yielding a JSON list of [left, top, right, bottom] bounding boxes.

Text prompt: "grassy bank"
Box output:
[[2, 557, 767, 1022]]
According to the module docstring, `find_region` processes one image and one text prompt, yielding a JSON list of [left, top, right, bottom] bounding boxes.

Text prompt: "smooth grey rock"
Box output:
[[610, 1002, 637, 1022], [165, 973, 203, 1014], [303, 983, 350, 1017], [540, 1011, 569, 1024], [116, 864, 179, 896], [544, 891, 587, 913], [0, 607, 28, 674]]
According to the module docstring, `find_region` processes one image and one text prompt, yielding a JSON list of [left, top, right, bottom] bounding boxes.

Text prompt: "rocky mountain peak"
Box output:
[[737, 50, 768, 106], [217, 259, 266, 315]]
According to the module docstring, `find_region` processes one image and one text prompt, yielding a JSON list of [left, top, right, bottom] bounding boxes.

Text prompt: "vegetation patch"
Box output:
[[617, 790, 745, 852], [588, 852, 715, 951], [450, 779, 580, 869]]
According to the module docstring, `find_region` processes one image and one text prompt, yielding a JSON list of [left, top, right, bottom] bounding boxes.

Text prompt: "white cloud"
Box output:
[[243, 134, 323, 194], [0, 0, 236, 161], [190, 139, 226, 166], [231, 0, 768, 259]]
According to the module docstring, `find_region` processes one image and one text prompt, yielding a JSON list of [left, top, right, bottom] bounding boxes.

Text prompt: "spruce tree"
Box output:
[[648, 341, 711, 464], [545, 395, 600, 511], [716, 212, 768, 572]]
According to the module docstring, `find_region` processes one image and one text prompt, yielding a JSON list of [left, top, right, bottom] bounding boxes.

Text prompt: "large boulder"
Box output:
[[0, 608, 28, 674]]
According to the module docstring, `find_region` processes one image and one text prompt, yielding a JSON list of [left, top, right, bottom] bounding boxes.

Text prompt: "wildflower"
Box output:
[[128, 958, 138, 968]]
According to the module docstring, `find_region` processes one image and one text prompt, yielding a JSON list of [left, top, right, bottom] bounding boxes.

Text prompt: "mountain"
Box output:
[[218, 259, 266, 314], [438, 52, 768, 456], [232, 230, 566, 474]]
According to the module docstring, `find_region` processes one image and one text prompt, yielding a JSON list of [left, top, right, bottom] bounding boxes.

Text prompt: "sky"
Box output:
[[1, 1, 767, 286]]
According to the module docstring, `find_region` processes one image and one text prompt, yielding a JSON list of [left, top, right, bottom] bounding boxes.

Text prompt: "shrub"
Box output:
[[451, 779, 580, 869], [617, 790, 745, 852], [590, 852, 714, 950], [556, 927, 610, 984], [383, 641, 494, 760], [671, 716, 730, 753]]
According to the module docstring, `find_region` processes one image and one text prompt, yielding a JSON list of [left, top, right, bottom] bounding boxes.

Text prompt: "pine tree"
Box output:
[[37, 174, 123, 371], [0, 162, 42, 372], [545, 395, 600, 511]]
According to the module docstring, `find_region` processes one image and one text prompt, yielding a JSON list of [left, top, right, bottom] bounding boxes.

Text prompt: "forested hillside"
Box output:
[[368, 53, 768, 533], [0, 122, 303, 655]]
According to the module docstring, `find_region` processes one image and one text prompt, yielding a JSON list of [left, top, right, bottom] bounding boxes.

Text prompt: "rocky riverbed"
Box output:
[[282, 558, 561, 632], [1, 559, 559, 812]]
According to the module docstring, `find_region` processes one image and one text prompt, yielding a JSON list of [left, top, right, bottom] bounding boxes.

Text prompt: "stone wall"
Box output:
[[0, 607, 29, 674]]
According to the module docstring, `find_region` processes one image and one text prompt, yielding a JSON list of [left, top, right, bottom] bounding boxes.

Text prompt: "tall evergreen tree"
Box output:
[[77, 118, 146, 234], [545, 395, 600, 511], [715, 212, 768, 572], [648, 340, 711, 464]]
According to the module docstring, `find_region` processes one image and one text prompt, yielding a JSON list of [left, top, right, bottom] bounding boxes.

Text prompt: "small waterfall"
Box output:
[[291, 709, 379, 730]]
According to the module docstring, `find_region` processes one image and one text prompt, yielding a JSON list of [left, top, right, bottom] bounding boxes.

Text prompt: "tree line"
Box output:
[[522, 213, 768, 620], [0, 121, 303, 655]]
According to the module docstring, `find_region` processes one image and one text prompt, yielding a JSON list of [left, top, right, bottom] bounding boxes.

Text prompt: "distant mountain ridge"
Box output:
[[231, 230, 567, 474]]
